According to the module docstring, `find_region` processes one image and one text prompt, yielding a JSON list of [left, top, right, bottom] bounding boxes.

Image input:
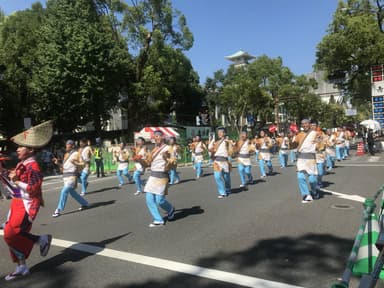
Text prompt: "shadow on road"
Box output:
[[63, 200, 116, 216], [85, 186, 118, 195], [176, 179, 195, 185], [169, 205, 204, 222], [104, 233, 353, 288], [202, 173, 213, 177], [1, 233, 131, 288], [321, 181, 334, 188]]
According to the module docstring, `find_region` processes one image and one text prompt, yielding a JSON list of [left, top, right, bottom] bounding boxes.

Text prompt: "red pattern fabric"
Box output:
[[4, 157, 43, 262], [4, 200, 34, 262], [16, 159, 44, 219]]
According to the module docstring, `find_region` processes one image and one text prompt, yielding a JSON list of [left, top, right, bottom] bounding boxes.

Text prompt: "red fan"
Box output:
[[132, 155, 143, 161], [268, 124, 277, 133], [0, 156, 10, 161], [289, 124, 299, 134]]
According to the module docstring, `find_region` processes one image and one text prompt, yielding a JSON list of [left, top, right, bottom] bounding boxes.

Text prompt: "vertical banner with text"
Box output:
[[371, 65, 384, 128]]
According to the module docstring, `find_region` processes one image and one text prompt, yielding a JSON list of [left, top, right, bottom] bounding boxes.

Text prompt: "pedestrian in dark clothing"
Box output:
[[367, 129, 375, 155]]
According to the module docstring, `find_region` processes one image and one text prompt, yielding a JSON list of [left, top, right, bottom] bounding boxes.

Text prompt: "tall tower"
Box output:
[[225, 50, 255, 68]]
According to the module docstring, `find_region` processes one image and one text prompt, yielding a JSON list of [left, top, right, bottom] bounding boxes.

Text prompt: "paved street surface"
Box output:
[[0, 152, 384, 288]]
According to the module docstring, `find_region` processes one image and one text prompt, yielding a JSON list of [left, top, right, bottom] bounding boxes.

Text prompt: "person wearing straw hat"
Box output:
[[0, 121, 53, 281], [140, 130, 175, 227], [52, 140, 89, 217]]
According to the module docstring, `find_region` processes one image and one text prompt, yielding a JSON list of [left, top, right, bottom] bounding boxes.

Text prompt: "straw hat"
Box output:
[[10, 120, 53, 148]]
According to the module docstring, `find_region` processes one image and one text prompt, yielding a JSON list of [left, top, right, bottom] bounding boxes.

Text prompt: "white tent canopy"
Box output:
[[134, 127, 180, 143]]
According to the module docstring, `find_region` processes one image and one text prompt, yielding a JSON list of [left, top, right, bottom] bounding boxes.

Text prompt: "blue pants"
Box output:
[[146, 193, 173, 223], [238, 163, 252, 186], [214, 170, 231, 196], [57, 185, 88, 212], [116, 167, 132, 185], [317, 162, 325, 185], [336, 146, 344, 161], [279, 152, 288, 168], [259, 159, 272, 176], [297, 171, 317, 197], [344, 145, 350, 158], [78, 170, 89, 194], [326, 154, 335, 170], [133, 170, 143, 192], [194, 161, 203, 178], [289, 150, 296, 163], [169, 168, 180, 184]]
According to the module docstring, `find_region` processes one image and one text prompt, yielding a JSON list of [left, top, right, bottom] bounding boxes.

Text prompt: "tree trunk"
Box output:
[[274, 94, 280, 131]]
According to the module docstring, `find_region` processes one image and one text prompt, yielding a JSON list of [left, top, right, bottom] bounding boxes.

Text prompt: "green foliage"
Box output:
[[204, 55, 328, 131], [316, 0, 384, 106], [0, 3, 45, 134], [122, 0, 193, 81], [30, 0, 132, 133], [0, 0, 202, 138]]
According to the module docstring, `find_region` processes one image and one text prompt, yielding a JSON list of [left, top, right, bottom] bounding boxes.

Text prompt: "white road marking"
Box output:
[[368, 156, 380, 162], [335, 164, 384, 167], [0, 230, 302, 288], [320, 188, 366, 203]]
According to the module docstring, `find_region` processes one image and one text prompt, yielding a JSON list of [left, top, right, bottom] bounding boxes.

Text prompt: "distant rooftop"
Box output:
[[225, 50, 256, 68], [225, 50, 256, 61]]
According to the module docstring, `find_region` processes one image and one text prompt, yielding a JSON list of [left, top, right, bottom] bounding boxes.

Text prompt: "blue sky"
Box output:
[[0, 0, 338, 83]]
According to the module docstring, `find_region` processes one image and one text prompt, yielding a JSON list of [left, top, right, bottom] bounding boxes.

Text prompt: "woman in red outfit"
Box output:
[[0, 121, 53, 281]]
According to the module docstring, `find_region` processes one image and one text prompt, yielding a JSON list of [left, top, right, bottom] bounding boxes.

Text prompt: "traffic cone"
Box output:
[[356, 141, 365, 156], [352, 212, 384, 278]]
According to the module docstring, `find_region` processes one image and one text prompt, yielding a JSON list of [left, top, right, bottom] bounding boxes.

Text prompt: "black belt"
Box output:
[[62, 172, 78, 177], [215, 156, 228, 162], [150, 171, 169, 178], [280, 148, 288, 150], [260, 149, 270, 153], [297, 152, 316, 160], [238, 154, 250, 158], [195, 152, 203, 156], [119, 161, 129, 163]]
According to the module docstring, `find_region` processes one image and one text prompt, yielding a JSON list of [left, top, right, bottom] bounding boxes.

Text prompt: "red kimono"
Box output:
[[3, 157, 43, 262]]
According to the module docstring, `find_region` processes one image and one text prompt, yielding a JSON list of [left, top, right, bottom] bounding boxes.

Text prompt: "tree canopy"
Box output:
[[204, 55, 339, 132], [316, 0, 384, 108], [0, 0, 201, 137]]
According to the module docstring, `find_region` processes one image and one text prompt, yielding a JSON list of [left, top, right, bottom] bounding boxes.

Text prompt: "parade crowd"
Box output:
[[0, 119, 362, 281]]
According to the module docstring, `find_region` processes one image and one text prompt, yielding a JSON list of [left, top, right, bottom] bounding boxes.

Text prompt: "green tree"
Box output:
[[119, 0, 196, 134], [122, 0, 193, 81], [204, 69, 226, 127], [0, 3, 45, 135], [31, 0, 132, 133], [220, 65, 268, 133], [205, 55, 330, 132], [316, 0, 384, 107]]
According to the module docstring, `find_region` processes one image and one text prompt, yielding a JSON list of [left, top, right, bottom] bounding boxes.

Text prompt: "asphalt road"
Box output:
[[0, 153, 384, 288]]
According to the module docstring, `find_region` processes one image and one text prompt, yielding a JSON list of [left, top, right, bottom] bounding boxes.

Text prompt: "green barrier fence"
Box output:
[[89, 146, 208, 174], [332, 184, 384, 288]]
